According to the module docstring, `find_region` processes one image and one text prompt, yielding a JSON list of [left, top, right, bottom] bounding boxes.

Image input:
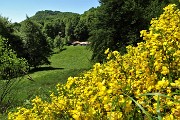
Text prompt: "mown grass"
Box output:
[[0, 46, 92, 119]]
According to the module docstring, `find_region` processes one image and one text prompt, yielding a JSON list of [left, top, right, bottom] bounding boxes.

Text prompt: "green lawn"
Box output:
[[0, 46, 92, 119]]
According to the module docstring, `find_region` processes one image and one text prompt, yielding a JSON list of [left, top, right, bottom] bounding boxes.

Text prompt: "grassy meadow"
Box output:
[[0, 46, 92, 119]]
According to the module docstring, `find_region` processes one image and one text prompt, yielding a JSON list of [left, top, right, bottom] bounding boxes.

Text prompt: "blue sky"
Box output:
[[0, 0, 100, 23]]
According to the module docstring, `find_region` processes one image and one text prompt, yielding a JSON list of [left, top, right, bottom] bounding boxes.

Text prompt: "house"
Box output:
[[71, 41, 91, 46]]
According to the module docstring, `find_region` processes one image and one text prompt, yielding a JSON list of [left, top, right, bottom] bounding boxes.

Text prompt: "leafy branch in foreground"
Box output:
[[0, 36, 28, 113]]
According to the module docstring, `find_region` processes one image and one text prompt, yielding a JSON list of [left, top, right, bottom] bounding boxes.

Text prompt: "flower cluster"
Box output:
[[8, 4, 180, 120]]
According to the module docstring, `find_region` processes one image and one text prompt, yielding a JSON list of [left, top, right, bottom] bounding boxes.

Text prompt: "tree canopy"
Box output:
[[0, 16, 24, 58], [0, 36, 28, 80], [89, 0, 172, 62], [20, 18, 52, 68]]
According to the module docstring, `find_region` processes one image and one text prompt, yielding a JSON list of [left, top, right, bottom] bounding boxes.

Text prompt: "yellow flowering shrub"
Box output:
[[8, 4, 180, 120]]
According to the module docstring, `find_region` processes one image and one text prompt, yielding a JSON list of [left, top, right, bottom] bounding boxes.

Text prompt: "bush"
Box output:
[[54, 35, 64, 51], [8, 4, 180, 120], [0, 36, 28, 80], [0, 36, 28, 113]]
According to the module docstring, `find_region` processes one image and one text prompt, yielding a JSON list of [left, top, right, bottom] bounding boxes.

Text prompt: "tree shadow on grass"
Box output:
[[29, 66, 64, 74]]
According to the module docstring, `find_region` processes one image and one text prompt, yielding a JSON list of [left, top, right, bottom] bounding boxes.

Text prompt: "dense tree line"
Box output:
[[22, 0, 179, 62], [29, 10, 82, 42], [0, 0, 179, 75], [89, 0, 179, 62], [0, 15, 52, 74]]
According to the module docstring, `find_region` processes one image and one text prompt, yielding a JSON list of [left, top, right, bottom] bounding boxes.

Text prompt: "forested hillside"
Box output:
[[12, 0, 178, 63], [30, 10, 79, 22], [22, 0, 179, 62]]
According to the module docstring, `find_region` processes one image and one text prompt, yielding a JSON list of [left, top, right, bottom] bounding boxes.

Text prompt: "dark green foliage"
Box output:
[[0, 16, 24, 58], [168, 0, 180, 8], [0, 36, 28, 113], [12, 22, 21, 32], [43, 20, 65, 40], [29, 10, 81, 43], [73, 7, 100, 42], [80, 7, 100, 32], [47, 37, 54, 49], [89, 29, 114, 62], [20, 18, 52, 68], [30, 10, 80, 38], [74, 20, 89, 41], [43, 22, 56, 39], [54, 35, 64, 51], [0, 36, 28, 80], [30, 10, 79, 24], [64, 15, 80, 42], [89, 0, 171, 62]]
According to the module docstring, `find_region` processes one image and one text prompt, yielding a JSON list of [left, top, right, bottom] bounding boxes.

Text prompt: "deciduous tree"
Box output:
[[20, 18, 52, 68], [0, 36, 28, 113], [89, 0, 170, 62], [0, 16, 24, 57]]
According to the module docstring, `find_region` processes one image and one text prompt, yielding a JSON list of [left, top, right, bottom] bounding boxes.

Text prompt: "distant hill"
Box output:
[[19, 9, 92, 42], [29, 10, 80, 24]]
